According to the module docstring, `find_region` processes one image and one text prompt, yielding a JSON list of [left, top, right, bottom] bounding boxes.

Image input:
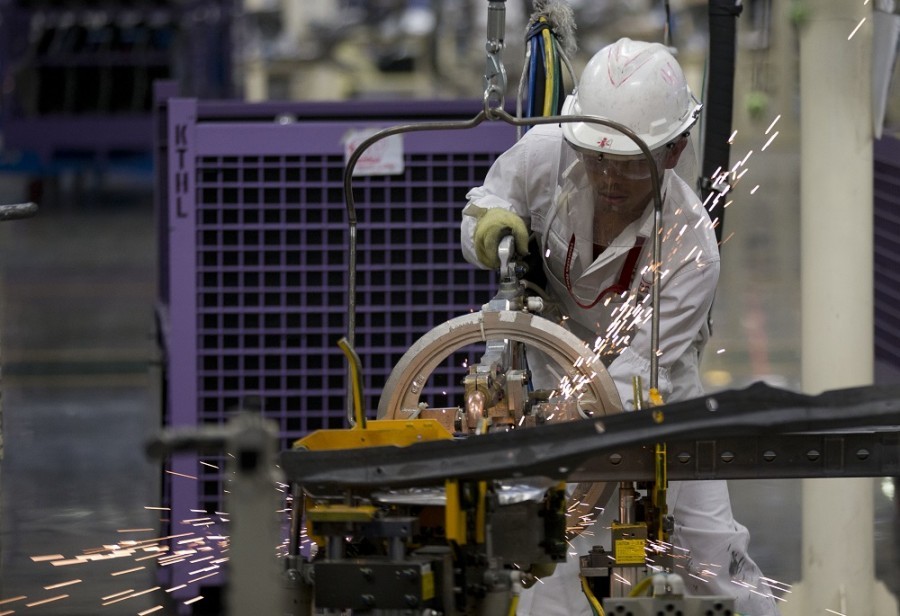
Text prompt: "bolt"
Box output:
[[763, 450, 776, 462]]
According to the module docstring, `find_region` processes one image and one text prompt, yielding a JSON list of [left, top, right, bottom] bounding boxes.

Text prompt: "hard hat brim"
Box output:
[[561, 94, 701, 157]]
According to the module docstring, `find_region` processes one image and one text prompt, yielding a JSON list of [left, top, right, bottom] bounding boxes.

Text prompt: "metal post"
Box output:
[[794, 1, 898, 613]]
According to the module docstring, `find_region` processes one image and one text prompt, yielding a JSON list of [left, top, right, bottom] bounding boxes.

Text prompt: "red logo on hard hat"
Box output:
[[597, 138, 613, 148]]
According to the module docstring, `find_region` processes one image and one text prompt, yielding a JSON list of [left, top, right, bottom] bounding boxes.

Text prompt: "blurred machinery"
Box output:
[[0, 0, 233, 180], [151, 324, 900, 616]]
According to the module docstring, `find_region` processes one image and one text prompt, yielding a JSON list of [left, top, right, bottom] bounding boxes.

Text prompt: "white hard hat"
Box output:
[[561, 38, 702, 156]]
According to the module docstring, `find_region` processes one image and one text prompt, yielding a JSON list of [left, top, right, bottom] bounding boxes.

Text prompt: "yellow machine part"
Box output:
[[445, 480, 466, 544], [612, 522, 648, 566], [307, 503, 379, 523], [305, 502, 379, 549], [444, 479, 487, 546], [292, 418, 454, 451]]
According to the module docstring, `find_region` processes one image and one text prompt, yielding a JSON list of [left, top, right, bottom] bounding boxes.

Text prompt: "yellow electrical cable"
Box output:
[[628, 575, 653, 597], [579, 576, 605, 616], [507, 594, 519, 616], [541, 25, 555, 116], [337, 337, 366, 429], [549, 36, 561, 114]]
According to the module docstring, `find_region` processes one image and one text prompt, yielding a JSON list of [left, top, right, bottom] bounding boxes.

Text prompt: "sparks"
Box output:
[[43, 579, 82, 590], [761, 131, 779, 152], [0, 596, 26, 606], [848, 17, 866, 40], [166, 470, 198, 480], [30, 554, 65, 562], [101, 586, 162, 606], [25, 595, 69, 607], [111, 566, 146, 576], [760, 576, 793, 593]]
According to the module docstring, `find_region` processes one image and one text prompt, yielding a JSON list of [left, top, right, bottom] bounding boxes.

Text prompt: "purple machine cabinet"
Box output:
[[158, 96, 515, 599]]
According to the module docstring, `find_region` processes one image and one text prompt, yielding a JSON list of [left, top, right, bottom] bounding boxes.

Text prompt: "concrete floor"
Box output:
[[0, 175, 164, 615], [0, 160, 897, 616]]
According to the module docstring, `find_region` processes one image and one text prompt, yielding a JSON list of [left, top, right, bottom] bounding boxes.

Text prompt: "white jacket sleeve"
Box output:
[[607, 216, 719, 408], [461, 127, 560, 269]]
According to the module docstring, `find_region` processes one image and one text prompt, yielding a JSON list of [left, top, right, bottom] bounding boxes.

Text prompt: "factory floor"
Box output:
[[0, 166, 898, 616], [0, 173, 164, 615]]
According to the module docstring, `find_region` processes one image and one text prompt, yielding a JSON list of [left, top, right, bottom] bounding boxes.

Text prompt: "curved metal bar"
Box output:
[[342, 107, 665, 425], [376, 309, 622, 420]]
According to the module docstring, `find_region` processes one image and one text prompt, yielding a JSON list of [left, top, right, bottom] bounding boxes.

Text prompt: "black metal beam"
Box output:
[[279, 382, 900, 488]]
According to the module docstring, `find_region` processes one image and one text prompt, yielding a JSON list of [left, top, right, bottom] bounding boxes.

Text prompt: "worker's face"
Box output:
[[574, 139, 687, 221]]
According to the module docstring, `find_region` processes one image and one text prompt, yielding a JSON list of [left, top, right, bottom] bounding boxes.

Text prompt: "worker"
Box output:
[[461, 38, 780, 615]]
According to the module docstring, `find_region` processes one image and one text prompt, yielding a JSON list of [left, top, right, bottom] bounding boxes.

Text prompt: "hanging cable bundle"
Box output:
[[517, 0, 578, 129]]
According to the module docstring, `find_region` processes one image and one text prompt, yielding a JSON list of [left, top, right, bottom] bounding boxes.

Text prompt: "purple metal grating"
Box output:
[[158, 97, 515, 597], [875, 135, 900, 371]]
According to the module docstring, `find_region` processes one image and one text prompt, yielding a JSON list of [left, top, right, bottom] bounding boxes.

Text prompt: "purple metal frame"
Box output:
[[158, 96, 516, 599], [875, 135, 900, 373]]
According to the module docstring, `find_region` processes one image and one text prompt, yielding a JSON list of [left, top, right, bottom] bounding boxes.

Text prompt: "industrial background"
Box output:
[[0, 0, 899, 614]]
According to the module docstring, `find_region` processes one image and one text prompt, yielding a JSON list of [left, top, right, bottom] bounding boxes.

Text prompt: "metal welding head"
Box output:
[[561, 38, 702, 157]]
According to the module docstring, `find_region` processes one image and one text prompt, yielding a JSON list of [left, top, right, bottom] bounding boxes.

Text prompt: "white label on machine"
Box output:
[[344, 129, 405, 176]]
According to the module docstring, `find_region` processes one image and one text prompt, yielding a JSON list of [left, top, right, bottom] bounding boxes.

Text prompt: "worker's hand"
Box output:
[[472, 208, 530, 269], [522, 562, 557, 588]]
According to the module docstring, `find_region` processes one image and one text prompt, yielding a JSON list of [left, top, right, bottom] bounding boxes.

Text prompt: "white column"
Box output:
[[792, 1, 897, 614]]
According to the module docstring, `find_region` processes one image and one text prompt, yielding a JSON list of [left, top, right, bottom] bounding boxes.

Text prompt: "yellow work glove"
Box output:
[[472, 208, 530, 269]]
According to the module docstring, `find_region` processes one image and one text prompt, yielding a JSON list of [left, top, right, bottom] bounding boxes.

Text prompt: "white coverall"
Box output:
[[460, 124, 780, 615]]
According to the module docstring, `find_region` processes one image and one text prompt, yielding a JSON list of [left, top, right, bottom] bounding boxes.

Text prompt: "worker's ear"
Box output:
[[664, 135, 689, 169]]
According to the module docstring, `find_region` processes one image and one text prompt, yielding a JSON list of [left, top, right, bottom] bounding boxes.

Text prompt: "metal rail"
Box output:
[[281, 381, 900, 488]]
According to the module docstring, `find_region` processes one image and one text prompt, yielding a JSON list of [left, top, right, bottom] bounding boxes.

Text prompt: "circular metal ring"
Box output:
[[377, 310, 621, 420], [376, 309, 623, 538]]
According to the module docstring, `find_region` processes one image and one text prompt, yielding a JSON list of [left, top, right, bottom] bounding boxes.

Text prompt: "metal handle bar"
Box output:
[[341, 108, 665, 425]]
